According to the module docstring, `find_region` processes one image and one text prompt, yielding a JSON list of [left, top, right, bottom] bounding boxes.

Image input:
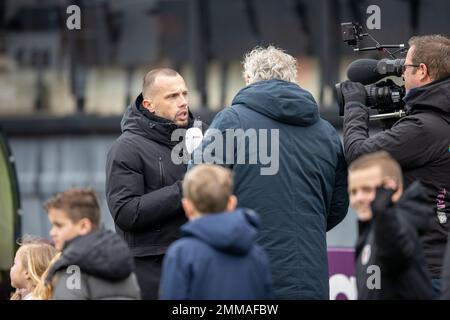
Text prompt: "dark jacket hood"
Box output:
[[231, 79, 320, 126], [181, 209, 260, 255], [404, 76, 450, 123], [46, 230, 134, 283], [396, 181, 433, 234], [121, 93, 194, 147]]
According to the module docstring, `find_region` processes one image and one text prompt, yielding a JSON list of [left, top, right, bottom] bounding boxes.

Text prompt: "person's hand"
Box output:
[[341, 80, 367, 105], [371, 185, 396, 217]]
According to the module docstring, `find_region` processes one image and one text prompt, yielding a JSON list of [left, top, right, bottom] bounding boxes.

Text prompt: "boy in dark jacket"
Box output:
[[348, 151, 434, 299], [44, 188, 141, 300], [159, 164, 273, 300]]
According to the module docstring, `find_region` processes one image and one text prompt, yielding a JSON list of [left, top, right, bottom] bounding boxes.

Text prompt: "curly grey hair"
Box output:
[[243, 46, 298, 84]]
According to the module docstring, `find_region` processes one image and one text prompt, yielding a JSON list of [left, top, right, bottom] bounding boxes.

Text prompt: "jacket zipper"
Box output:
[[158, 157, 165, 186]]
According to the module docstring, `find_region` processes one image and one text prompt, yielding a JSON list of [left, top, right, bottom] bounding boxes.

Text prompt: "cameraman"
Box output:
[[342, 35, 450, 296]]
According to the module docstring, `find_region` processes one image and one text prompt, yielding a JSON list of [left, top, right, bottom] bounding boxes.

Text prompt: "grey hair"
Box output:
[[243, 46, 298, 84]]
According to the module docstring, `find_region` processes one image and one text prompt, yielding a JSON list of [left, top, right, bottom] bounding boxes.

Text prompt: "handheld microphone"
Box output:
[[185, 120, 204, 154]]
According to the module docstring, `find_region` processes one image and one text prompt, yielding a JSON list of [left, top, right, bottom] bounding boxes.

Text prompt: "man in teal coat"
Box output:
[[189, 46, 349, 299]]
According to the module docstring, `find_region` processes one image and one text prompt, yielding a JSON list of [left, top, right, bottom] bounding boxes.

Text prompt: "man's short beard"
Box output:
[[176, 119, 189, 127]]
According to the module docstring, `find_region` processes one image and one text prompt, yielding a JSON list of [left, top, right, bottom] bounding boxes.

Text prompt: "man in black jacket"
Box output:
[[342, 35, 450, 295], [349, 151, 434, 299], [106, 68, 194, 299]]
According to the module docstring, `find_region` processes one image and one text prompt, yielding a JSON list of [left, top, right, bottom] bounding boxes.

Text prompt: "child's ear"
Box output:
[[382, 177, 403, 202], [226, 195, 237, 212], [182, 198, 195, 220], [78, 218, 93, 235], [392, 184, 403, 202]]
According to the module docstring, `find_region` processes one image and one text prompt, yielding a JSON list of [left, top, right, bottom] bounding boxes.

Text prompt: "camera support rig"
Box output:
[[340, 22, 408, 121], [369, 110, 406, 121], [341, 22, 406, 59]]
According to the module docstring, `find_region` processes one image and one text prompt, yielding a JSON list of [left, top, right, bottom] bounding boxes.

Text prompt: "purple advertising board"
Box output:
[[328, 247, 356, 300]]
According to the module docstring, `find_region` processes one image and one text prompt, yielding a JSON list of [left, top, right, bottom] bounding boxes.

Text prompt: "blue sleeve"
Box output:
[[188, 107, 242, 171], [327, 132, 349, 231], [159, 244, 190, 300]]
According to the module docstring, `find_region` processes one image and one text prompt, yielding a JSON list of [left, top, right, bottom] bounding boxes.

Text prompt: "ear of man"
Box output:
[[142, 98, 155, 113], [418, 63, 431, 82]]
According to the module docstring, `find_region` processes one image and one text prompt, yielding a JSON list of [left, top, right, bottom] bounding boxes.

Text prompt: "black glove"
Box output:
[[341, 80, 367, 105], [371, 185, 396, 217]]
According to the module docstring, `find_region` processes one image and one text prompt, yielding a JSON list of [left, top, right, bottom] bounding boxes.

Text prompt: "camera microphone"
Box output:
[[346, 59, 380, 85], [335, 57, 406, 117], [346, 58, 405, 85]]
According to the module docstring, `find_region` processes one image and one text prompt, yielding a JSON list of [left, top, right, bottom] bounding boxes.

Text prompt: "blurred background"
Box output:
[[1, 0, 449, 298]]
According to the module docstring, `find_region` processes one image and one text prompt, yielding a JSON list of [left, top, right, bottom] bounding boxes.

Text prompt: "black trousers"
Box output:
[[134, 255, 164, 300]]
